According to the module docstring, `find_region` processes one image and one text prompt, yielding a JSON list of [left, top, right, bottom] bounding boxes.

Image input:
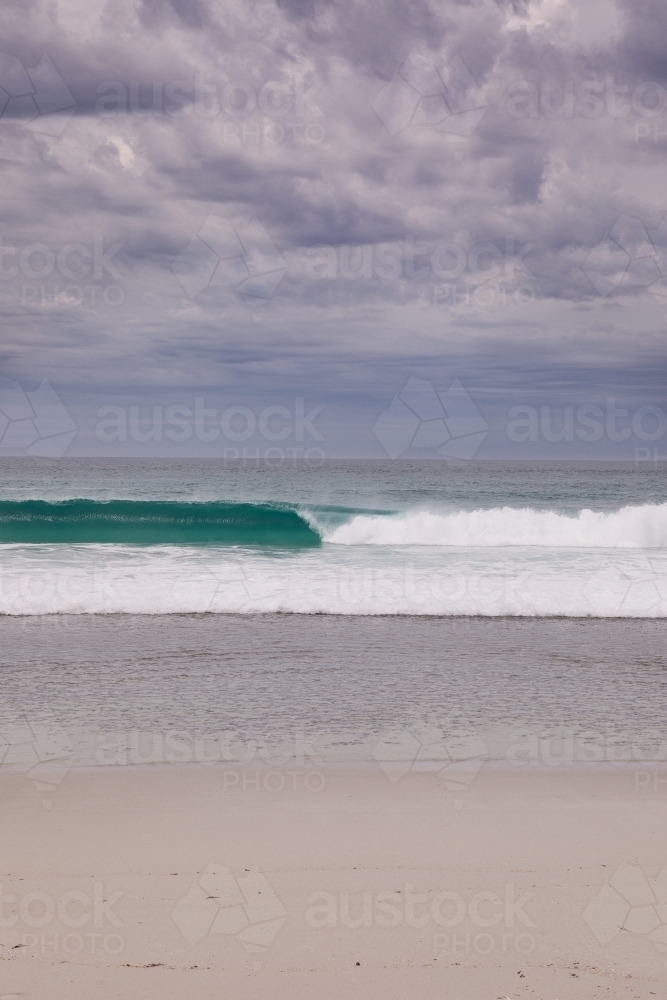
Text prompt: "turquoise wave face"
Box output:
[[0, 500, 322, 547]]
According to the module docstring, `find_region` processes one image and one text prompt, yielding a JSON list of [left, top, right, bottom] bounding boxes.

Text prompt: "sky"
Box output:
[[0, 0, 666, 460]]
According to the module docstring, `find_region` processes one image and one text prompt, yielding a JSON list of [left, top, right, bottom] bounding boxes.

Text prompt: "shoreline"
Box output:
[[4, 757, 667, 775], [16, 605, 658, 622]]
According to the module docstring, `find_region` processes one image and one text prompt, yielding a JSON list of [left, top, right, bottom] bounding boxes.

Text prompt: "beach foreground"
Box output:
[[1, 763, 665, 999]]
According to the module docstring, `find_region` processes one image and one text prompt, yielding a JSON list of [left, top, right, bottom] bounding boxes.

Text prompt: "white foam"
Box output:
[[0, 543, 665, 617], [324, 503, 667, 548]]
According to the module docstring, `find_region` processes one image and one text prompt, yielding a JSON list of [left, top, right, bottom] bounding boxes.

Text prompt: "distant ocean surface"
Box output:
[[0, 458, 665, 617]]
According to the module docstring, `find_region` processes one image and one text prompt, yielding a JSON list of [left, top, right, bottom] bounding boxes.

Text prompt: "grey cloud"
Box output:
[[0, 0, 666, 458]]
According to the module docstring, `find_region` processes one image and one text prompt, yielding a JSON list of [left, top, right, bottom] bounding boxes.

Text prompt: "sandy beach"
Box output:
[[3, 0, 667, 992], [1, 761, 666, 999]]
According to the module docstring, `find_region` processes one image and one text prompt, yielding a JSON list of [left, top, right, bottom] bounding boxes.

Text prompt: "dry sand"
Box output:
[[1, 761, 666, 999]]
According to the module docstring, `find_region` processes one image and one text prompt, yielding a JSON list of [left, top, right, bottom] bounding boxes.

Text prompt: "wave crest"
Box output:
[[0, 500, 321, 547], [325, 504, 667, 548]]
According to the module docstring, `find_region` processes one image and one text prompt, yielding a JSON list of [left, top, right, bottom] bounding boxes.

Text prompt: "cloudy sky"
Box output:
[[0, 0, 666, 458]]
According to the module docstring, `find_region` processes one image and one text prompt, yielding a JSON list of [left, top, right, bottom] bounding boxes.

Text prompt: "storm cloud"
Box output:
[[0, 0, 666, 457]]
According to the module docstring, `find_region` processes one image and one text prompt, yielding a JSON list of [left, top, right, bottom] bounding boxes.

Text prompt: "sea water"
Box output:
[[0, 458, 665, 617], [0, 458, 665, 764]]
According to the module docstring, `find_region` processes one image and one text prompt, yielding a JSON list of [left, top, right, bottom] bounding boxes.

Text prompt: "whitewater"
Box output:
[[1, 460, 665, 618], [322, 503, 667, 548], [0, 501, 665, 618]]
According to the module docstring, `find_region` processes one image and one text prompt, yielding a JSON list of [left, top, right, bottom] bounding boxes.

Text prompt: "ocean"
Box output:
[[1, 458, 665, 767], [0, 458, 665, 617]]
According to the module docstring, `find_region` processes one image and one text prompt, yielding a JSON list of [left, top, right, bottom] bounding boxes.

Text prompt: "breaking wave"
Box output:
[[324, 504, 667, 548], [0, 500, 321, 547]]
